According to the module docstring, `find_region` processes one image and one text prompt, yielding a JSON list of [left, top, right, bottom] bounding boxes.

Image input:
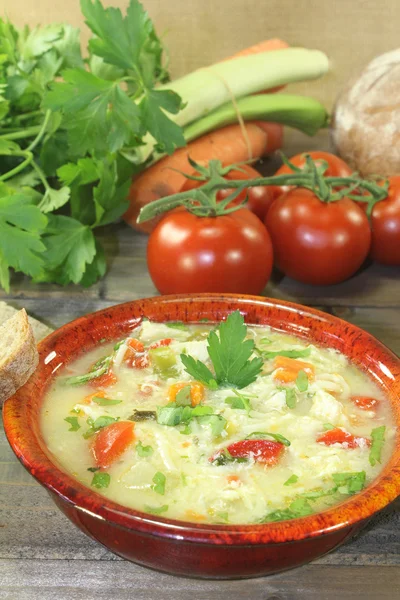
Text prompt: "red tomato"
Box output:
[[92, 421, 135, 469], [317, 427, 370, 449], [351, 396, 380, 411], [147, 208, 273, 294], [226, 439, 284, 465], [370, 176, 400, 265], [265, 189, 371, 285], [269, 151, 353, 204], [181, 164, 274, 221]]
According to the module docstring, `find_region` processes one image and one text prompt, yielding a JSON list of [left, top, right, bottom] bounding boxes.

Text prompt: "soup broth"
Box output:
[[41, 315, 396, 524]]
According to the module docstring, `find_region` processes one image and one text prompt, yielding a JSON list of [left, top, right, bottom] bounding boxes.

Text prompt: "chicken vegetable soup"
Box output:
[[41, 311, 396, 524]]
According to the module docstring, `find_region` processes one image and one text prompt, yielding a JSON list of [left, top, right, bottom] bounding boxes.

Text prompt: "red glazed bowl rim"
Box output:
[[3, 293, 400, 546]]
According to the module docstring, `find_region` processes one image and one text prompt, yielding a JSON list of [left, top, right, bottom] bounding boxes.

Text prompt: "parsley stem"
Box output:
[[26, 110, 51, 153], [0, 150, 33, 182], [31, 160, 51, 192], [0, 126, 41, 141]]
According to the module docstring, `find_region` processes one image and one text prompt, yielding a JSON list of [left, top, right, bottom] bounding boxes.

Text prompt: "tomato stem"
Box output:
[[137, 157, 388, 223]]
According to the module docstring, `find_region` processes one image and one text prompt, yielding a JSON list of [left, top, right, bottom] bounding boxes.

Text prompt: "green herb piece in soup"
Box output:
[[92, 396, 122, 406], [91, 472, 110, 489], [145, 504, 169, 515], [332, 471, 366, 494], [175, 386, 192, 406], [262, 497, 314, 522], [196, 414, 227, 437], [323, 423, 335, 431], [136, 441, 154, 457], [277, 386, 296, 409], [62, 354, 113, 386], [87, 467, 100, 473], [284, 474, 299, 486], [83, 415, 119, 438], [369, 426, 386, 466], [261, 348, 312, 360], [295, 370, 308, 392], [64, 416, 81, 431], [152, 472, 166, 495], [211, 449, 248, 466], [225, 393, 252, 413], [156, 403, 213, 427], [246, 432, 291, 447]]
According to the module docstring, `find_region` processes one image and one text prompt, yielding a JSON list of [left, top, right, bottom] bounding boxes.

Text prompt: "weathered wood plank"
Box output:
[[0, 561, 399, 600]]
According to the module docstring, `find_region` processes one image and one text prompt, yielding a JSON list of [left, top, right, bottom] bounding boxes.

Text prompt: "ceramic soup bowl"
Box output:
[[3, 294, 400, 578]]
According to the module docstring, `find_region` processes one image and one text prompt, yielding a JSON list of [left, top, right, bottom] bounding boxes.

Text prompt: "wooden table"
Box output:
[[1, 132, 400, 598]]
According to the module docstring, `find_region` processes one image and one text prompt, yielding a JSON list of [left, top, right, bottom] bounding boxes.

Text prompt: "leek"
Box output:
[[183, 94, 329, 141], [162, 48, 329, 127]]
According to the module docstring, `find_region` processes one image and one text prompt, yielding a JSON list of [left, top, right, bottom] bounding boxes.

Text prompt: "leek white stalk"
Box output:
[[160, 48, 330, 126]]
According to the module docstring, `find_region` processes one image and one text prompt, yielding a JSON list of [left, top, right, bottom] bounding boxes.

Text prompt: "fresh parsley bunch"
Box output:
[[0, 0, 185, 291]]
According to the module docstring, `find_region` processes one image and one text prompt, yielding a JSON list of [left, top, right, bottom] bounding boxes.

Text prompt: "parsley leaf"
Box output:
[[182, 311, 263, 390], [332, 471, 366, 494], [64, 416, 81, 431], [136, 441, 154, 457], [277, 386, 296, 409], [369, 426, 386, 466], [295, 370, 309, 392], [152, 471, 166, 495], [91, 472, 110, 489], [284, 474, 299, 486], [180, 354, 218, 389], [262, 497, 314, 522], [39, 214, 96, 284], [92, 396, 122, 406], [0, 193, 47, 292]]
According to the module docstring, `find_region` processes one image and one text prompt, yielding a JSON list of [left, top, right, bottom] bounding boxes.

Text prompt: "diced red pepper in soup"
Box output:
[[317, 427, 370, 448], [92, 421, 135, 469]]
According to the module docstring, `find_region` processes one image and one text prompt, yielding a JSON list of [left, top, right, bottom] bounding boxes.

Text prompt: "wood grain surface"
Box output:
[[1, 132, 400, 598]]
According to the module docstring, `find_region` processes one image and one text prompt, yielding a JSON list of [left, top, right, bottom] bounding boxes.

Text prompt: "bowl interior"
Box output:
[[3, 293, 400, 545]]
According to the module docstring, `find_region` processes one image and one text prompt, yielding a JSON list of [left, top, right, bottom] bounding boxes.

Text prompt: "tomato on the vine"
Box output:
[[181, 164, 274, 221], [370, 176, 400, 265], [147, 208, 273, 294], [265, 188, 371, 285], [269, 151, 353, 204]]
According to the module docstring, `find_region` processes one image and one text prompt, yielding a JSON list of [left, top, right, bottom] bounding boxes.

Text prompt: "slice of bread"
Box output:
[[0, 309, 39, 405]]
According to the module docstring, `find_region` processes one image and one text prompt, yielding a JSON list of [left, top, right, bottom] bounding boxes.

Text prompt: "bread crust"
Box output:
[[0, 309, 39, 405]]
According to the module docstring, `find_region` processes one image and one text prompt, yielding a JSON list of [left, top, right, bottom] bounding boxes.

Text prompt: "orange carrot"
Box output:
[[168, 381, 205, 406], [273, 356, 315, 384], [227, 38, 289, 61], [125, 122, 283, 234]]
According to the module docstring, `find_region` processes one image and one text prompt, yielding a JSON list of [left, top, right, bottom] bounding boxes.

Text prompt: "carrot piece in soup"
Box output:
[[168, 381, 205, 406], [273, 355, 315, 383]]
